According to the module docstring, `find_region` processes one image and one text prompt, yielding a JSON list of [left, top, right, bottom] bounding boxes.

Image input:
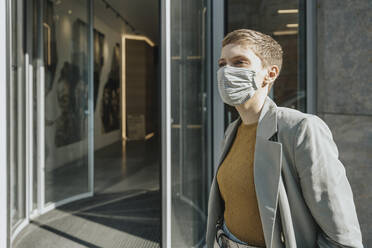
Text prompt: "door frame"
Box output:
[[8, 0, 29, 242], [1, 0, 10, 246], [2, 0, 96, 245], [121, 34, 156, 141], [160, 0, 171, 247]]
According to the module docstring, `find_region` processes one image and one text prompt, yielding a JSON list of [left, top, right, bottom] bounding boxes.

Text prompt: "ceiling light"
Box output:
[[122, 34, 155, 47], [277, 9, 298, 14], [273, 30, 298, 36], [286, 23, 298, 28]]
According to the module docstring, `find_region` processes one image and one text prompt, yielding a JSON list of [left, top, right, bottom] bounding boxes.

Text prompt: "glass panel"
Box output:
[[225, 0, 306, 123], [32, 0, 40, 214], [170, 0, 209, 246], [9, 0, 26, 229], [42, 0, 90, 204]]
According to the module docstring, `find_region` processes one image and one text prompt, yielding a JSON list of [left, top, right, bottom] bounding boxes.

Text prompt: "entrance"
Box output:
[[6, 0, 214, 247]]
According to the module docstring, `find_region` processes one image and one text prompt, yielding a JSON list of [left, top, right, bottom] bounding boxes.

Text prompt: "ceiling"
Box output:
[[99, 0, 159, 45]]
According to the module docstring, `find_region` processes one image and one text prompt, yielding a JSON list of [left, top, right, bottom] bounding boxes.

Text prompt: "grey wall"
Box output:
[[316, 0, 372, 246]]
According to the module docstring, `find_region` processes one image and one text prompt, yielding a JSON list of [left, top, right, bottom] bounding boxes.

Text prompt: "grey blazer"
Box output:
[[205, 96, 363, 248]]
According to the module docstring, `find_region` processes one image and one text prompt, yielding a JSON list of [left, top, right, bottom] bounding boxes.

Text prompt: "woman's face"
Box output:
[[218, 43, 272, 91]]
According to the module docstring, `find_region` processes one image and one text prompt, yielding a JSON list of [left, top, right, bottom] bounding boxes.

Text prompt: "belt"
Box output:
[[214, 217, 264, 248]]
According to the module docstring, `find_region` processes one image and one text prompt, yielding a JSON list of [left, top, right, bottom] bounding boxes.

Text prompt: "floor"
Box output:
[[13, 135, 207, 248], [13, 137, 161, 248]]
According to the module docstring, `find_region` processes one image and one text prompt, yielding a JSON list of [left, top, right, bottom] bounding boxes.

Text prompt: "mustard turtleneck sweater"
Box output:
[[216, 121, 266, 247]]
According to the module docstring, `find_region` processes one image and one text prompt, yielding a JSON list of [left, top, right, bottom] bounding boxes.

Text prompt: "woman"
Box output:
[[205, 29, 363, 248]]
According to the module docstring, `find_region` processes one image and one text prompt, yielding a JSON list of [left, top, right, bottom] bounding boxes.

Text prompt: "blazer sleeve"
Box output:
[[294, 115, 364, 248]]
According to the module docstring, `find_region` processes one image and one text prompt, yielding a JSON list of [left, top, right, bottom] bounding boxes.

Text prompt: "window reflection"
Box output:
[[171, 0, 209, 246], [41, 0, 90, 204]]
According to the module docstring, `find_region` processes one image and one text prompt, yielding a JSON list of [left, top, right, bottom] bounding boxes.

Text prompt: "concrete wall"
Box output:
[[316, 0, 371, 246]]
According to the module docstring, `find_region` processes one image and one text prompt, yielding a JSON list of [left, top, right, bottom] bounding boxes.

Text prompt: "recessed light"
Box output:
[[286, 23, 298, 28], [273, 30, 298, 36], [277, 9, 298, 14]]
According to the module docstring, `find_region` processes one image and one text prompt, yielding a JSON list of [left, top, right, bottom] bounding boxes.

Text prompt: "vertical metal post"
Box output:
[[16, 0, 25, 225], [37, 0, 45, 212], [211, 0, 225, 175], [306, 0, 317, 114], [1, 0, 9, 247], [25, 0, 34, 221], [88, 0, 94, 195], [161, 0, 171, 247], [205, 0, 213, 195]]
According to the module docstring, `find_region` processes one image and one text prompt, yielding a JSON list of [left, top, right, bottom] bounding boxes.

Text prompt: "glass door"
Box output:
[[9, 0, 27, 235], [162, 0, 211, 247], [33, 0, 94, 214], [7, 0, 94, 243]]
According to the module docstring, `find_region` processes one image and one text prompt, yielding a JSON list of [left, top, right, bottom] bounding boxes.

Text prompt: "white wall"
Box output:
[[93, 8, 128, 151]]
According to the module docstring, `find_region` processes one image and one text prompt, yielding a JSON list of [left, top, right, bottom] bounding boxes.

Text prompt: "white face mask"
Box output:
[[217, 64, 258, 106]]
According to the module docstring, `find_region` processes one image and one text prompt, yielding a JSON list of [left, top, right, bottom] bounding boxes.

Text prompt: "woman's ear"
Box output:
[[267, 65, 279, 82]]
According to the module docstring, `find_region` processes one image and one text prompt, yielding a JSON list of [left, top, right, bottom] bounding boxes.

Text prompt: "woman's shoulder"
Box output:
[[277, 107, 330, 134]]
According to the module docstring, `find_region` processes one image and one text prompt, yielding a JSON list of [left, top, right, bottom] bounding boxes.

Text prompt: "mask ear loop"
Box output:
[[263, 76, 273, 88], [249, 70, 258, 90], [263, 68, 274, 87]]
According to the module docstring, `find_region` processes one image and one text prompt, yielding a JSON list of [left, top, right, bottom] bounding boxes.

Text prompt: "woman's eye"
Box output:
[[218, 63, 225, 67], [235, 61, 244, 65]]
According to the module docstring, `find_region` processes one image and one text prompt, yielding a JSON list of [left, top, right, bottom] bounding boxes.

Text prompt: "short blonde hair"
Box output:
[[222, 29, 283, 74]]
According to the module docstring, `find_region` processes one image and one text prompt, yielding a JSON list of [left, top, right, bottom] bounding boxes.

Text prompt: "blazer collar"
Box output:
[[215, 95, 282, 248], [216, 95, 279, 172], [236, 95, 278, 140]]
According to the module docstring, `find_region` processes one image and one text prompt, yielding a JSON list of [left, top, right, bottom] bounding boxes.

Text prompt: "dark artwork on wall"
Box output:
[[101, 43, 121, 133], [73, 19, 105, 110], [53, 19, 106, 147], [55, 61, 88, 147], [53, 19, 93, 147]]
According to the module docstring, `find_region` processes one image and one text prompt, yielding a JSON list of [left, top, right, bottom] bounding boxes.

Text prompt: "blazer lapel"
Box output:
[[215, 96, 282, 248]]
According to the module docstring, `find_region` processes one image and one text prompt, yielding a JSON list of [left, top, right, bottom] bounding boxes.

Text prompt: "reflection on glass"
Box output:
[[32, 0, 40, 214], [42, 0, 90, 204], [171, 0, 209, 246], [226, 0, 305, 122]]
